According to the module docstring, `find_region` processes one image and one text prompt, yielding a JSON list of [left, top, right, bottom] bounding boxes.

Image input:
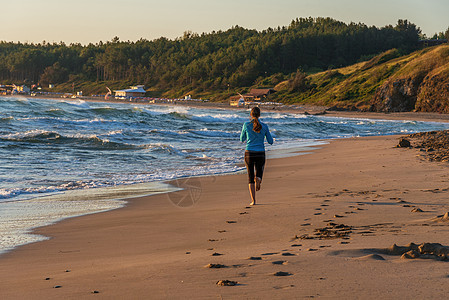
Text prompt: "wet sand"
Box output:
[[1, 135, 449, 299]]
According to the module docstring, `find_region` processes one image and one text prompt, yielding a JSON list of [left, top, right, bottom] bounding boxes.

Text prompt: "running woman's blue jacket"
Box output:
[[240, 120, 274, 151]]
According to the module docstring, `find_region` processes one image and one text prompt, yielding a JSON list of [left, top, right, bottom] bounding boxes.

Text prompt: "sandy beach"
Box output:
[[1, 132, 449, 299]]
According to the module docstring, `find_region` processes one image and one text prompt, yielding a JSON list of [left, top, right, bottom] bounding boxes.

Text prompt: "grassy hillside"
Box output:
[[271, 44, 449, 111]]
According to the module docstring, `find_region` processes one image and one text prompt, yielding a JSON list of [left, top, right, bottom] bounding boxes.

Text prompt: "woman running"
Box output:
[[240, 107, 274, 205]]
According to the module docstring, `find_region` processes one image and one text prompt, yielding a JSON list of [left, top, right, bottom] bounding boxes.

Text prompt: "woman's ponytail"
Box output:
[[251, 107, 262, 133]]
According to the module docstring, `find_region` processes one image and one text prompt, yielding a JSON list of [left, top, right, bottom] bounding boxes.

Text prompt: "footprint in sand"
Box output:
[[239, 212, 248, 215], [248, 256, 262, 260], [218, 230, 227, 233], [272, 260, 288, 265], [274, 271, 293, 276], [314, 212, 323, 215], [205, 263, 228, 268], [273, 284, 295, 289], [261, 252, 279, 256], [291, 244, 302, 247], [282, 252, 296, 256], [226, 220, 237, 224], [354, 254, 385, 261], [301, 223, 311, 226], [212, 252, 223, 256]]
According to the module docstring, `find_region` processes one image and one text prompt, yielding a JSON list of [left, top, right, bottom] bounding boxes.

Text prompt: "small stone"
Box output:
[[45, 277, 51, 280], [401, 250, 420, 259], [216, 280, 237, 286], [185, 251, 191, 254], [398, 138, 411, 148]]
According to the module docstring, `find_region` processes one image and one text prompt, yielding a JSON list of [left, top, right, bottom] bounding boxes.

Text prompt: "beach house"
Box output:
[[12, 85, 31, 94], [245, 88, 276, 101], [114, 85, 146, 99]]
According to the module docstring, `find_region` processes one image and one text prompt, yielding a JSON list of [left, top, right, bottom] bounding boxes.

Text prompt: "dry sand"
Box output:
[[2, 134, 449, 299]]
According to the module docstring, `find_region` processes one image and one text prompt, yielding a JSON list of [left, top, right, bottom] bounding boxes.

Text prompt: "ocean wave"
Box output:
[[61, 99, 90, 108], [148, 129, 191, 137], [0, 116, 14, 122], [191, 128, 239, 138], [144, 143, 185, 155], [0, 130, 140, 150], [189, 113, 245, 123]]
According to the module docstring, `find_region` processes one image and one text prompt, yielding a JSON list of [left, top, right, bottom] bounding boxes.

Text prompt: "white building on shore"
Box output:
[[114, 85, 146, 99]]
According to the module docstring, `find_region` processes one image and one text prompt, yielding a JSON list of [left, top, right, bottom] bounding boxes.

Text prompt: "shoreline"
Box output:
[[2, 134, 449, 298], [8, 94, 449, 123]]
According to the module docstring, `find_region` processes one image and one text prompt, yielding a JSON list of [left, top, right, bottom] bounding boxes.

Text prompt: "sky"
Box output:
[[2, 0, 448, 44]]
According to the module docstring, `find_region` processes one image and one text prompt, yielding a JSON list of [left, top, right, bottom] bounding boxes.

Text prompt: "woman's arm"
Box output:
[[240, 123, 247, 142], [265, 125, 274, 145]]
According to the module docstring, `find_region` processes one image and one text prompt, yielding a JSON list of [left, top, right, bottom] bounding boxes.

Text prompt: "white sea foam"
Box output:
[[0, 182, 177, 255]]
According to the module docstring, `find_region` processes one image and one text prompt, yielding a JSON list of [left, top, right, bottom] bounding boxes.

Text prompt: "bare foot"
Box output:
[[255, 177, 262, 191], [250, 201, 256, 206]]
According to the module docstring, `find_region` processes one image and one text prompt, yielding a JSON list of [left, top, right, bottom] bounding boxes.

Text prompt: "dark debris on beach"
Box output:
[[402, 130, 449, 162], [298, 223, 352, 240]]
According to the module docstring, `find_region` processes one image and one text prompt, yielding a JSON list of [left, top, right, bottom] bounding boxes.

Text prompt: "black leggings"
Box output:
[[244, 151, 266, 184]]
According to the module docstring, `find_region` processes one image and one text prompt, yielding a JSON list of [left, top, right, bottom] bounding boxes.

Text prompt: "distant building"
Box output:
[[230, 96, 245, 107], [230, 88, 276, 105], [13, 85, 30, 94], [246, 88, 276, 101], [114, 85, 146, 99]]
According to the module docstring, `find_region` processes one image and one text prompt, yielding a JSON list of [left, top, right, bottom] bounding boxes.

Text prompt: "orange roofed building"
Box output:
[[244, 88, 276, 102]]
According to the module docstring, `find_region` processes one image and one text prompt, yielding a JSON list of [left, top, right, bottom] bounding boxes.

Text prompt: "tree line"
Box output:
[[0, 18, 423, 95]]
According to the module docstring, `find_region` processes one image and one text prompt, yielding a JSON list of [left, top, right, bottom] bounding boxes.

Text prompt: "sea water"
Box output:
[[2, 95, 449, 254]]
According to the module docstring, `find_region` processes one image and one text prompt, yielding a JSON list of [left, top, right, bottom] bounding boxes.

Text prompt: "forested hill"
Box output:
[[0, 18, 421, 99]]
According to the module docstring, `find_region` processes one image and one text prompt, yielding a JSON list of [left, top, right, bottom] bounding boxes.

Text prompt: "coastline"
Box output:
[[2, 134, 449, 298], [13, 94, 449, 123]]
